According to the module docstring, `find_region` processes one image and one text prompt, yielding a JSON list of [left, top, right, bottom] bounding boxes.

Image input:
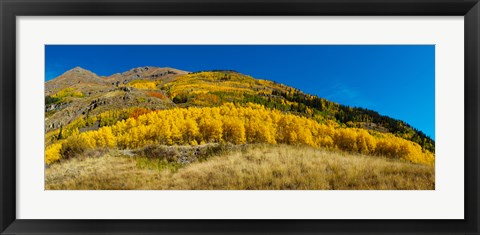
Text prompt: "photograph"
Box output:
[[44, 45, 435, 190]]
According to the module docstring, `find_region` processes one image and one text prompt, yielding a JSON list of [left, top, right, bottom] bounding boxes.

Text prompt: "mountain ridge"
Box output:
[[46, 66, 189, 95]]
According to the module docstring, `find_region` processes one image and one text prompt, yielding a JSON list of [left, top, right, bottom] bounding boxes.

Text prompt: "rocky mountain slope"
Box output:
[[45, 66, 187, 131]]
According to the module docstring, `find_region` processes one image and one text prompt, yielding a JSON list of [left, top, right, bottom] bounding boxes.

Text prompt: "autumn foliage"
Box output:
[[46, 103, 434, 165], [161, 71, 434, 152], [51, 87, 85, 99], [127, 80, 158, 90], [147, 91, 167, 100], [45, 142, 63, 164], [128, 108, 152, 119]]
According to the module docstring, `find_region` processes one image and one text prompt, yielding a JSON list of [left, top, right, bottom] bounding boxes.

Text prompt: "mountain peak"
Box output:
[[61, 66, 97, 77], [116, 66, 189, 77], [67, 66, 92, 73], [122, 66, 161, 75], [46, 66, 100, 86]]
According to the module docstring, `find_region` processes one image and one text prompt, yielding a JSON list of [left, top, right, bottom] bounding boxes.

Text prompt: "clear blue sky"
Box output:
[[46, 45, 435, 139]]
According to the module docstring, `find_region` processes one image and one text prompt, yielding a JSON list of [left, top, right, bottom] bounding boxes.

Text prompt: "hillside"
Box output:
[[46, 67, 434, 150], [44, 66, 435, 190], [162, 70, 434, 152]]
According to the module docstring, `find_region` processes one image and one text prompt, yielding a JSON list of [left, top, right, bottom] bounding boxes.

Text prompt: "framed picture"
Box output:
[[1, 0, 479, 234]]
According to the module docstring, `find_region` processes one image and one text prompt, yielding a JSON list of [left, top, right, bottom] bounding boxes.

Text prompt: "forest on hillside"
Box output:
[[45, 69, 435, 190]]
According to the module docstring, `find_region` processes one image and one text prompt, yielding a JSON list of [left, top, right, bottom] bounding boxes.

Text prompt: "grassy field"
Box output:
[[45, 144, 434, 190]]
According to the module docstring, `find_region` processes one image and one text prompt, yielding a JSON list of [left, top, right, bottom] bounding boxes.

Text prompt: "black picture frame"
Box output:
[[1, 0, 479, 234]]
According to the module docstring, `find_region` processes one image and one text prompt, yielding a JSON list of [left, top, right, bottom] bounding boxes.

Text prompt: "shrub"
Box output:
[[51, 88, 84, 100], [147, 92, 167, 100], [60, 135, 88, 159], [45, 143, 63, 164], [127, 80, 157, 90]]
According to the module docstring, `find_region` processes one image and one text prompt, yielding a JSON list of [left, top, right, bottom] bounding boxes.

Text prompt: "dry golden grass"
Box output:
[[45, 151, 160, 190], [45, 144, 434, 190]]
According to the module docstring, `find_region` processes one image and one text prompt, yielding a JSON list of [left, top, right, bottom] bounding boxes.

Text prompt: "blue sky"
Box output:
[[45, 45, 435, 139]]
